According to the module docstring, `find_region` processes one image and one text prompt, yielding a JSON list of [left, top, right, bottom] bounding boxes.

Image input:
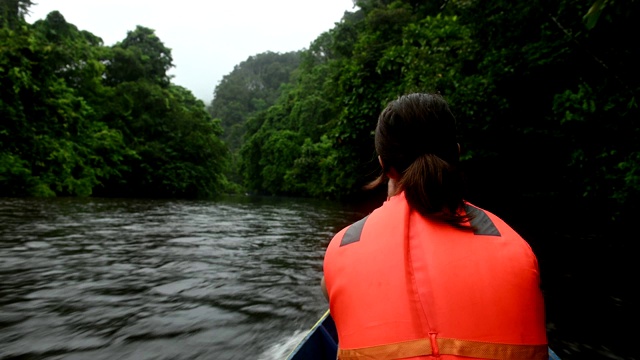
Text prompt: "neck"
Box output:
[[387, 178, 398, 199]]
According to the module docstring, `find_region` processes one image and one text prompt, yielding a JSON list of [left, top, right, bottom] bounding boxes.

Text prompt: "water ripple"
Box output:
[[0, 196, 366, 359]]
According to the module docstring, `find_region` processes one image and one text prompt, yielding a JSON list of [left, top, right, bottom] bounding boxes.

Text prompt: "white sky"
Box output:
[[27, 0, 356, 105]]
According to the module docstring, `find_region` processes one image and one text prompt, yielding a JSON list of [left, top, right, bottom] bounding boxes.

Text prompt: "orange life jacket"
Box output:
[[323, 192, 548, 360]]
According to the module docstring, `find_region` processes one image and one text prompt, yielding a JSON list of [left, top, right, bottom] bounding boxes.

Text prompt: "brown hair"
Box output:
[[367, 93, 473, 229]]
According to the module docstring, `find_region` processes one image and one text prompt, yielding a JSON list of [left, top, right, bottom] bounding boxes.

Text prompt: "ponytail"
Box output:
[[399, 154, 472, 230]]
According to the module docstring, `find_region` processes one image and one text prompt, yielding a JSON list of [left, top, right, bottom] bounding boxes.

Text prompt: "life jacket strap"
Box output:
[[337, 337, 548, 360]]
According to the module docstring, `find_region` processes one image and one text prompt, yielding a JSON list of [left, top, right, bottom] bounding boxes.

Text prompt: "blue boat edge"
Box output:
[[286, 309, 561, 360], [286, 309, 337, 360]]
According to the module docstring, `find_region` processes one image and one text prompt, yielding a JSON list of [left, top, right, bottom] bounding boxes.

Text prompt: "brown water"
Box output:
[[0, 196, 633, 359]]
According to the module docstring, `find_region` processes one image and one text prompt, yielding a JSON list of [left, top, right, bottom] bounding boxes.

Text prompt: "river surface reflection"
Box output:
[[0, 196, 368, 360], [0, 196, 633, 360]]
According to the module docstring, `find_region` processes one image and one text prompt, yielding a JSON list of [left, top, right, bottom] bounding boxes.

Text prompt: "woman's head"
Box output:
[[370, 93, 471, 228], [375, 93, 459, 174]]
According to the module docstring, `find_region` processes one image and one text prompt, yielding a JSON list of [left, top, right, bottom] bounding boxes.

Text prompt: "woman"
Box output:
[[321, 93, 548, 359]]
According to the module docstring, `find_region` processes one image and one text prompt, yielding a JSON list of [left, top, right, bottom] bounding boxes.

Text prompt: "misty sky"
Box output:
[[27, 0, 356, 104]]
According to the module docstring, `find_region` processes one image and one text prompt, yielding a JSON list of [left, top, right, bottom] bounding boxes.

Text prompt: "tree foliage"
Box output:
[[106, 25, 174, 87], [0, 0, 34, 29], [0, 7, 230, 198], [3, 0, 639, 223], [207, 51, 301, 186], [232, 0, 639, 223], [208, 51, 301, 151]]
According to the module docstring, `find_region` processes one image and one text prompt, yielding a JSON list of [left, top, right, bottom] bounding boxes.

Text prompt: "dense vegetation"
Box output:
[[207, 51, 301, 183], [237, 0, 639, 225], [2, 0, 638, 226], [1, 1, 230, 198]]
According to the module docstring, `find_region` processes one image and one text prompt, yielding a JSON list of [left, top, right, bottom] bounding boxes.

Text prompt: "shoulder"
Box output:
[[465, 202, 536, 255], [326, 214, 368, 252], [327, 195, 406, 250], [464, 202, 523, 238]]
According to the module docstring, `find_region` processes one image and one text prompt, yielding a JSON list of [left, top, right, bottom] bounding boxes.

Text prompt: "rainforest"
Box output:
[[1, 0, 638, 227]]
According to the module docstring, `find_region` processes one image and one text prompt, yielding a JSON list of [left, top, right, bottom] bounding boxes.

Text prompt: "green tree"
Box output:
[[236, 0, 639, 224], [0, 0, 34, 29], [105, 25, 174, 87], [98, 79, 230, 198], [208, 51, 301, 187], [1, 10, 132, 196], [209, 51, 301, 151], [1, 10, 230, 198]]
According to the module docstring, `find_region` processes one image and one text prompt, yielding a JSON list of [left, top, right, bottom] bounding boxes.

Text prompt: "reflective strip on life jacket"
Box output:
[[338, 337, 548, 360]]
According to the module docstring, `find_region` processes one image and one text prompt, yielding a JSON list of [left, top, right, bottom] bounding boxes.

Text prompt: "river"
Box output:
[[0, 196, 633, 360]]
